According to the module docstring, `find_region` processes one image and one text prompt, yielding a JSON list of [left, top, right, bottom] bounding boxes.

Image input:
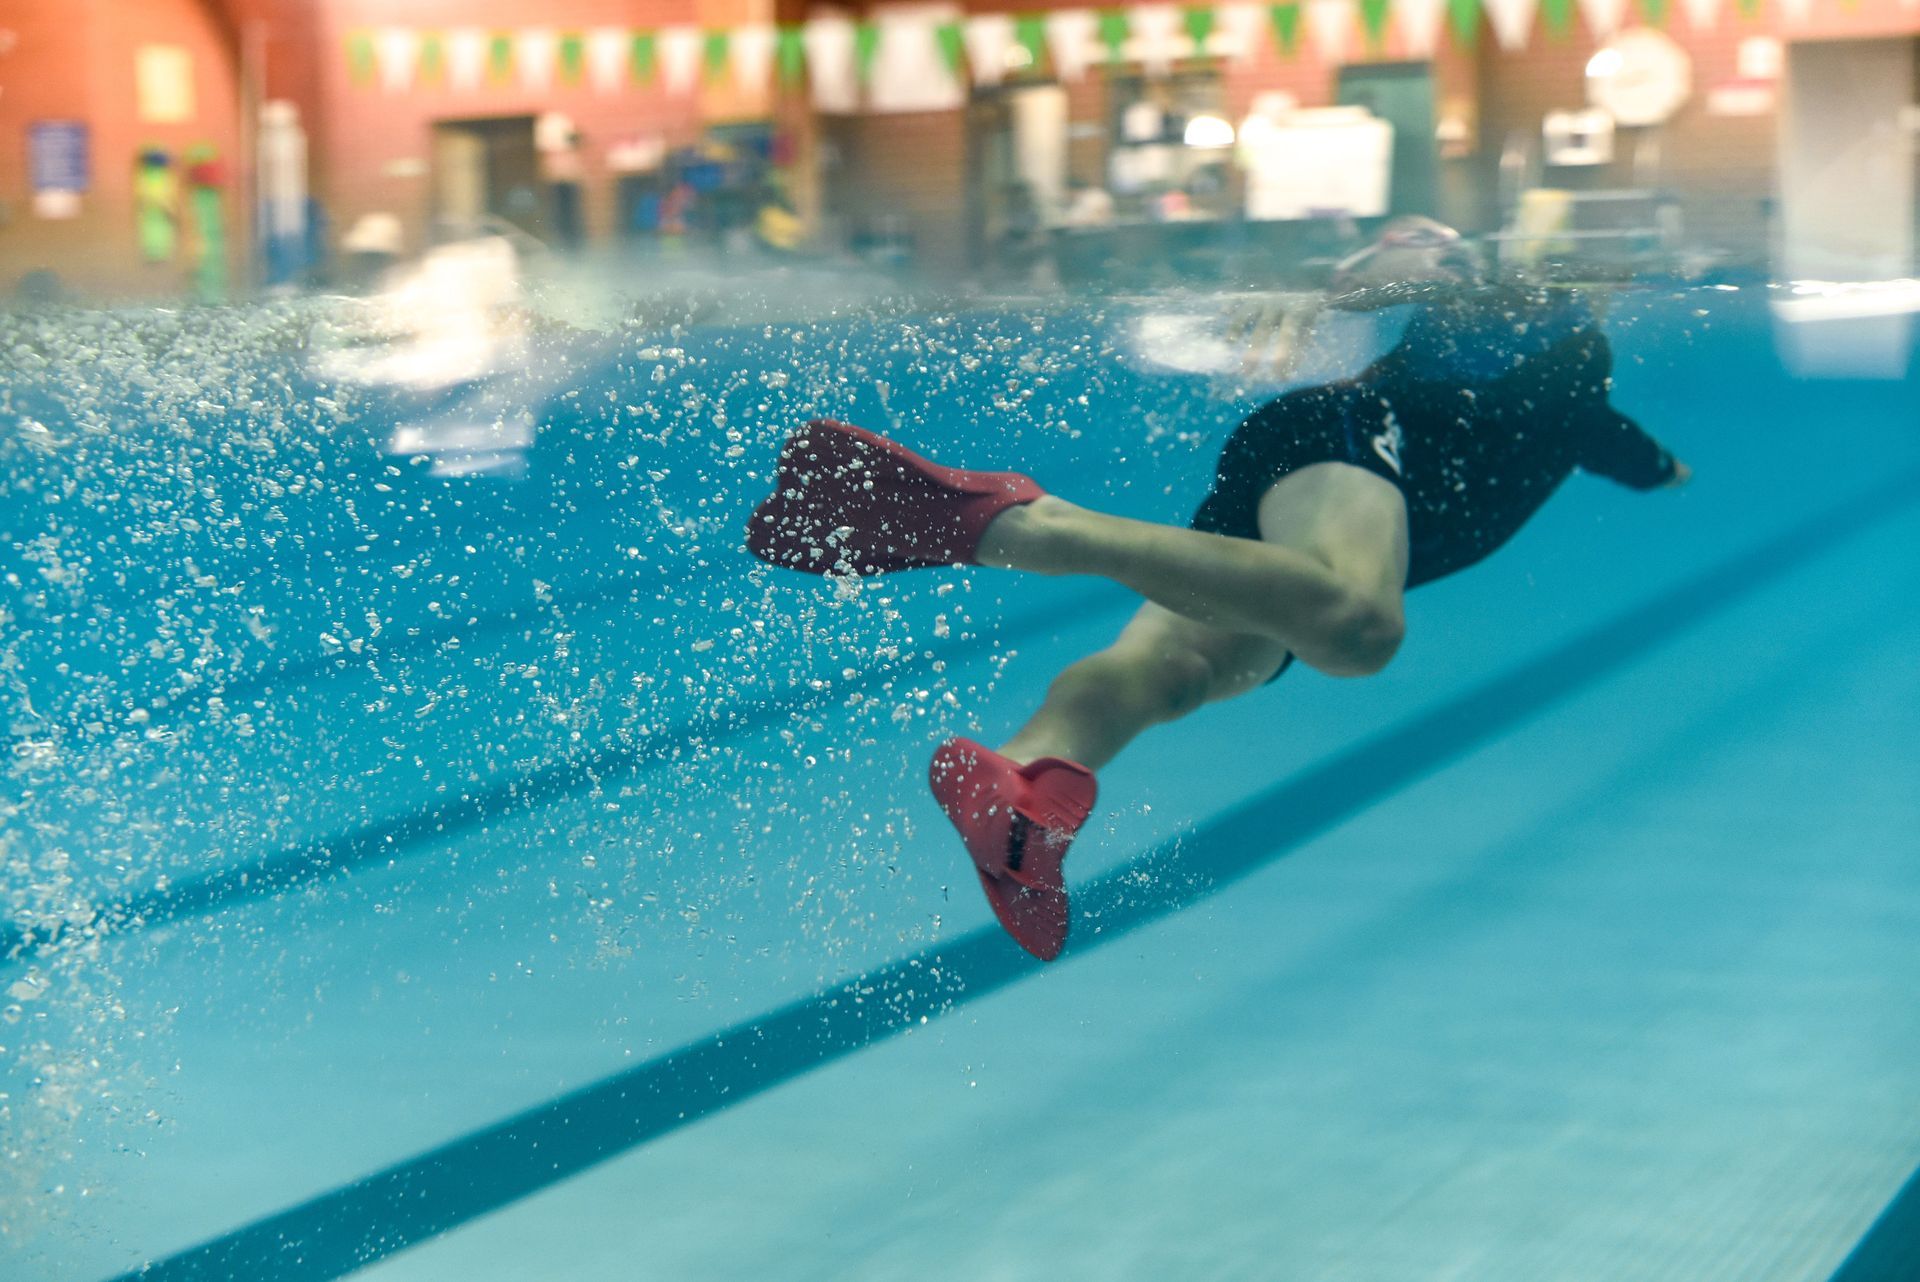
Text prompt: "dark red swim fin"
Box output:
[[746, 419, 1044, 575], [929, 737, 1096, 962]]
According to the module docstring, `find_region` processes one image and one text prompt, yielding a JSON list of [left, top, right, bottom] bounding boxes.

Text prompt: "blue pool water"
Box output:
[[3, 287, 1918, 1280]]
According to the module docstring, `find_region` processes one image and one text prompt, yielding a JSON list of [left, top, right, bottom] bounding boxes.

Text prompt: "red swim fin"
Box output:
[[929, 737, 1096, 962], [746, 419, 1044, 576]]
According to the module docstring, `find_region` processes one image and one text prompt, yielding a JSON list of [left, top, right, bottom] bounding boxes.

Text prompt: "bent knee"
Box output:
[[1320, 594, 1404, 677]]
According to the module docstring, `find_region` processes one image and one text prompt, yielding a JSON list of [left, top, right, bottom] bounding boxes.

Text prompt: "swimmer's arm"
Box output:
[[1577, 407, 1688, 490]]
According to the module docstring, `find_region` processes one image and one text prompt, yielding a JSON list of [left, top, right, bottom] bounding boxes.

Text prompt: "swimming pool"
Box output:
[[3, 285, 1918, 1280]]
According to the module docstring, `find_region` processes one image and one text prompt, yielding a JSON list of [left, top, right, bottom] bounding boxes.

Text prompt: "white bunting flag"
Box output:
[[1777, 0, 1812, 21], [1128, 4, 1185, 74], [658, 26, 704, 95], [1680, 0, 1721, 29], [804, 15, 860, 112], [585, 28, 627, 93], [374, 28, 420, 94], [731, 25, 777, 92], [962, 15, 1016, 86], [1305, 0, 1353, 63], [446, 28, 487, 92], [517, 30, 557, 92], [871, 8, 965, 112], [1394, 0, 1448, 55], [1045, 10, 1101, 82], [1215, 3, 1268, 62], [1480, 0, 1539, 50], [1577, 0, 1629, 37]]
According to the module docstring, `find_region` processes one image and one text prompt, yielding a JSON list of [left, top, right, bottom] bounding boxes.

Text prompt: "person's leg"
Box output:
[[994, 461, 1409, 770], [977, 460, 1409, 678]]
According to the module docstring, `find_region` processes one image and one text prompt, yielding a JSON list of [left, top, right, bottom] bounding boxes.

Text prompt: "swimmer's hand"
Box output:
[[1663, 460, 1692, 489]]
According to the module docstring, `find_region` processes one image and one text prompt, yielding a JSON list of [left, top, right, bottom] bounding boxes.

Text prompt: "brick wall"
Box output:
[[0, 0, 242, 297]]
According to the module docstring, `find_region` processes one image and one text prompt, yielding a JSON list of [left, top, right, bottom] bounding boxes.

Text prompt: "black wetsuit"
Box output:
[[1192, 285, 1677, 588]]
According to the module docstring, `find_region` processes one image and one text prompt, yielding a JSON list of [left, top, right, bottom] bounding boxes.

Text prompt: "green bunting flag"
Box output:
[[935, 21, 966, 76], [488, 33, 513, 83], [419, 34, 444, 84], [855, 21, 881, 83], [347, 31, 374, 86], [1269, 3, 1302, 55], [559, 33, 584, 85], [1736, 0, 1762, 15], [1447, 0, 1479, 45], [704, 30, 731, 81], [1098, 9, 1131, 63], [1637, 0, 1670, 22], [1541, 0, 1575, 34], [776, 25, 805, 84], [1014, 14, 1049, 65], [630, 31, 657, 85], [1359, 0, 1392, 47], [1183, 6, 1217, 46]]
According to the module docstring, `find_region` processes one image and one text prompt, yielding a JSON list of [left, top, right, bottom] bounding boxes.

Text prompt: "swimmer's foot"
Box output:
[[746, 419, 1045, 575], [929, 737, 1096, 962]]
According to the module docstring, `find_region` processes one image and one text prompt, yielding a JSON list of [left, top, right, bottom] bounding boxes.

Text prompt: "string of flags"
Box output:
[[344, 0, 1859, 110]]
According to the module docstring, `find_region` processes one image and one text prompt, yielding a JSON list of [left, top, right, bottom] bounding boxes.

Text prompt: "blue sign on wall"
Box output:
[[29, 120, 91, 193]]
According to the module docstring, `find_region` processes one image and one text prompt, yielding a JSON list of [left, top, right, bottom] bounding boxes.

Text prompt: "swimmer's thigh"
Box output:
[[1255, 460, 1410, 611]]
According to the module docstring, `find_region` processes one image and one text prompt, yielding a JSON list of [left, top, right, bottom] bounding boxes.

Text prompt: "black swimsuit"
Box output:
[[1191, 286, 1677, 588]]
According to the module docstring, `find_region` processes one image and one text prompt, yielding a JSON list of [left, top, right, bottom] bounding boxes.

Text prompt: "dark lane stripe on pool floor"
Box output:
[[1827, 1163, 1920, 1282], [111, 467, 1920, 1282]]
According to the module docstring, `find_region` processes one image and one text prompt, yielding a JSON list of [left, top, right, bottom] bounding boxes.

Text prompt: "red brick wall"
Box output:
[[0, 0, 242, 297]]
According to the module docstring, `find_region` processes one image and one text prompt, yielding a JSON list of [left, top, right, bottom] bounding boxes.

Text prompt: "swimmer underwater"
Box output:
[[744, 217, 1691, 961]]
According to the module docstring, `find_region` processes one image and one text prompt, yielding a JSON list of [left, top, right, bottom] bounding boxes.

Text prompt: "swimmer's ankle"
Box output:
[[976, 494, 1069, 569]]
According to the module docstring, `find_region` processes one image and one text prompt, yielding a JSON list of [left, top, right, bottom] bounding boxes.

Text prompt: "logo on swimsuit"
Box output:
[[1371, 414, 1404, 476]]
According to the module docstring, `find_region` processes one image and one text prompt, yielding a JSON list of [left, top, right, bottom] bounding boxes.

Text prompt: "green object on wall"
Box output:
[[1098, 10, 1131, 63], [135, 157, 179, 264], [855, 21, 881, 83], [1360, 0, 1393, 47], [559, 33, 584, 84], [191, 185, 226, 302], [1448, 0, 1479, 45], [1269, 4, 1301, 56], [775, 26, 804, 85], [1183, 6, 1217, 47]]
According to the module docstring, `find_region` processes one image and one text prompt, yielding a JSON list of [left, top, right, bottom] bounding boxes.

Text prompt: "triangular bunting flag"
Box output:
[[1305, 0, 1353, 62], [1359, 0, 1392, 46], [346, 31, 375, 87], [517, 29, 556, 92], [374, 28, 420, 93], [1577, 0, 1630, 36], [585, 27, 626, 93], [731, 26, 777, 91], [558, 32, 584, 85], [1777, 0, 1809, 20], [1447, 0, 1479, 44], [1097, 9, 1131, 62], [803, 15, 859, 111], [1481, 0, 1538, 49], [1680, 0, 1720, 23], [659, 26, 704, 94], [1736, 0, 1761, 18], [870, 8, 964, 112], [1013, 14, 1048, 67], [1046, 10, 1101, 82], [964, 15, 1017, 85], [447, 28, 488, 91], [776, 26, 805, 85], [1270, 3, 1304, 54], [1541, 0, 1575, 34], [703, 30, 731, 82], [419, 34, 444, 85], [1216, 3, 1268, 61], [1636, 0, 1669, 23], [630, 32, 657, 84], [936, 21, 966, 75], [488, 33, 513, 84], [1130, 5, 1186, 73], [1183, 5, 1218, 46], [854, 21, 881, 83], [1395, 0, 1448, 54]]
